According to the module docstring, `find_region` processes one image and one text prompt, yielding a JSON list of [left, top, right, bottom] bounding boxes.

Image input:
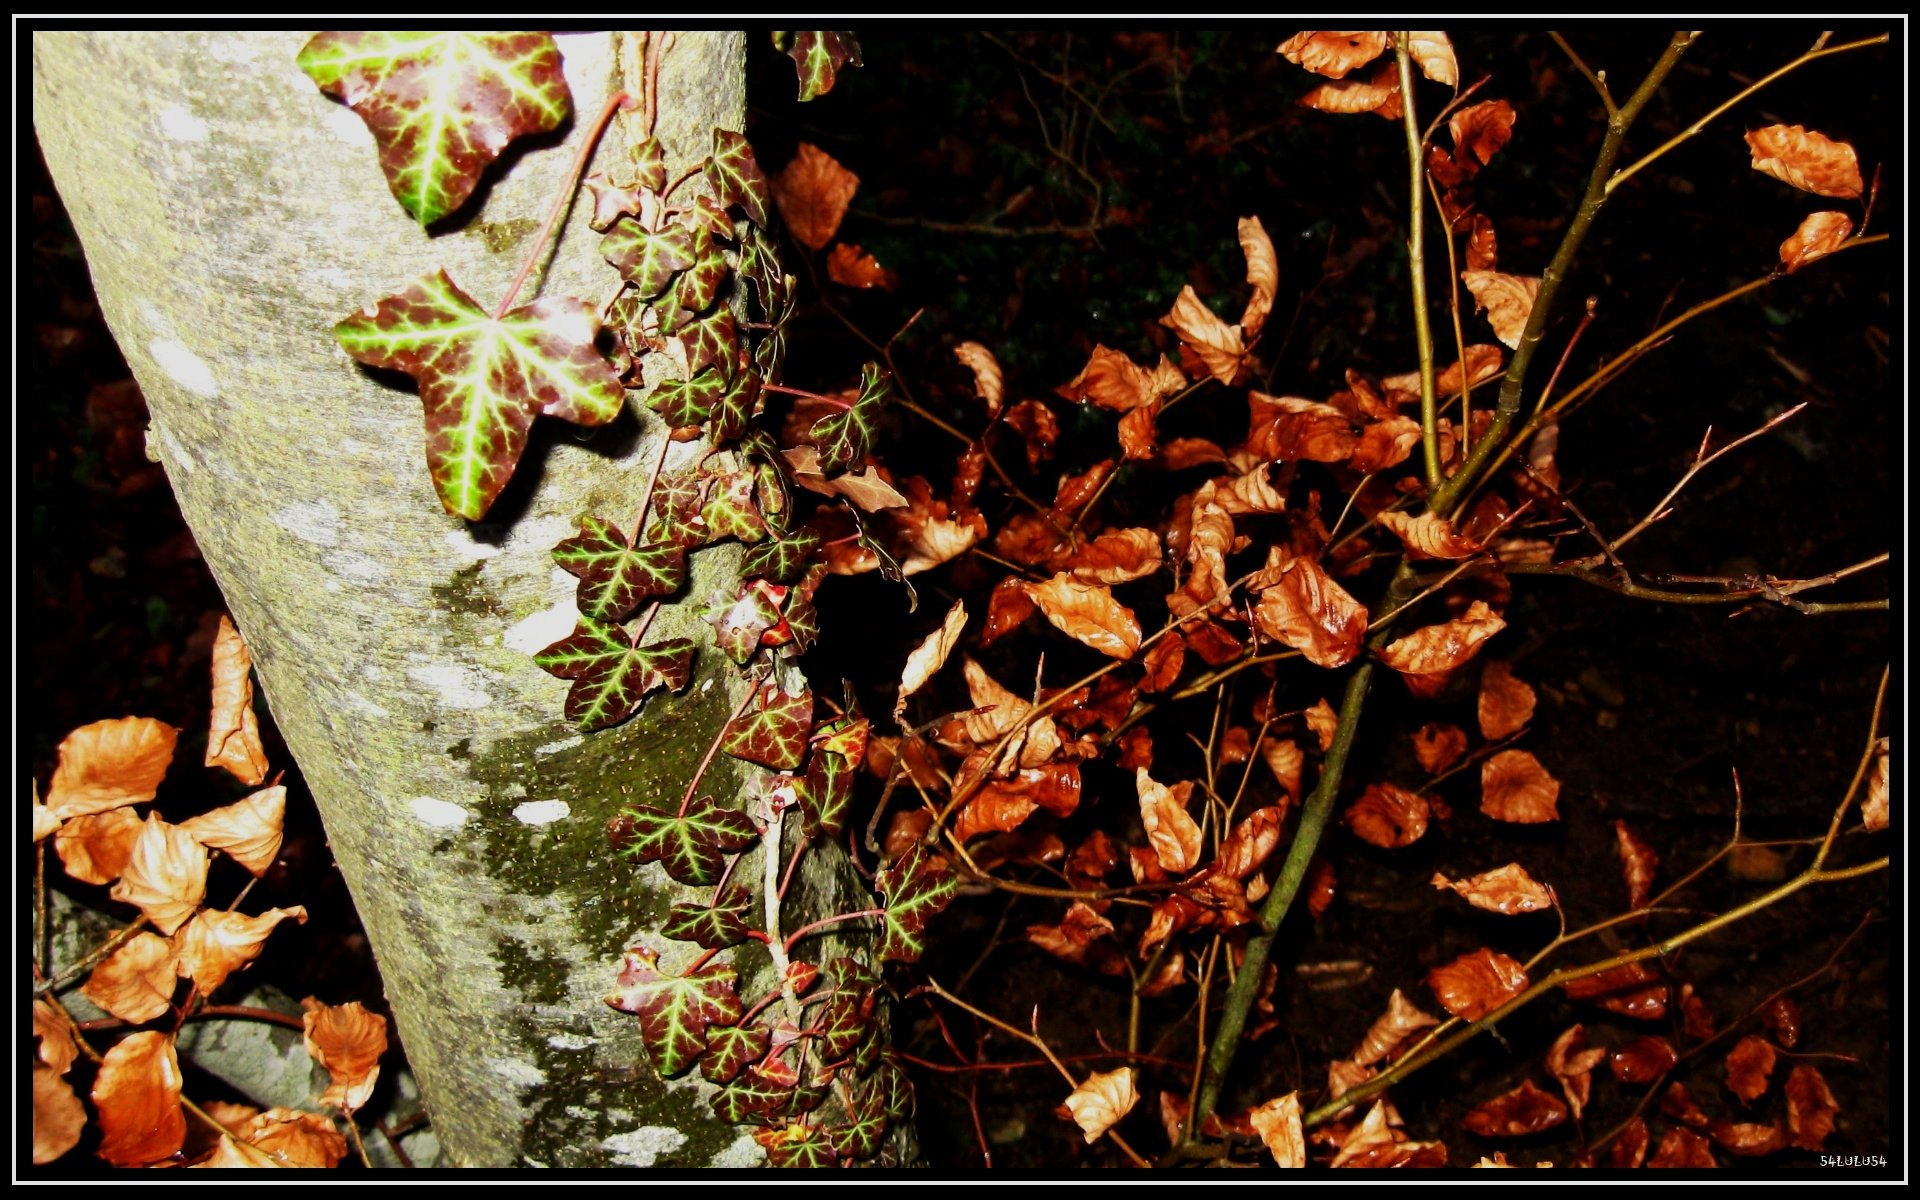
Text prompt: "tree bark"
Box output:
[[35, 30, 875, 1167]]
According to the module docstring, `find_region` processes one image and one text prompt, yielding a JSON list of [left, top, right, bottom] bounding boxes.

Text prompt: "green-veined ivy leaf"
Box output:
[[691, 192, 736, 241], [713, 1066, 801, 1126], [816, 984, 877, 1060], [741, 226, 795, 324], [298, 32, 569, 226], [816, 715, 870, 766], [707, 128, 770, 227], [707, 581, 787, 665], [754, 324, 789, 383], [551, 517, 686, 621], [784, 589, 820, 655], [721, 684, 813, 770], [661, 883, 754, 949], [826, 1095, 888, 1160], [700, 1022, 770, 1085], [607, 799, 758, 886], [675, 220, 730, 314], [754, 1122, 837, 1168], [630, 136, 667, 192], [679, 306, 740, 382], [583, 172, 645, 231], [645, 469, 715, 548], [829, 955, 882, 996], [701, 471, 766, 544], [875, 842, 958, 962], [741, 527, 820, 584], [652, 276, 692, 336], [797, 748, 854, 840], [810, 362, 893, 475], [601, 218, 695, 298], [871, 1051, 916, 1122], [532, 618, 694, 731], [334, 269, 623, 520], [605, 947, 742, 1077], [785, 31, 864, 102], [754, 460, 795, 533], [712, 369, 760, 446], [646, 368, 725, 427]]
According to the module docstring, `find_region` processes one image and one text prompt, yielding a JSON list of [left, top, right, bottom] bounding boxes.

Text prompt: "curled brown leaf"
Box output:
[[1462, 270, 1541, 350], [1778, 210, 1855, 274], [181, 785, 287, 878], [1353, 988, 1439, 1067], [206, 615, 269, 786], [1248, 1092, 1305, 1167], [108, 814, 209, 935], [1380, 599, 1505, 692], [1025, 573, 1142, 660], [953, 341, 1005, 421], [1862, 737, 1888, 832], [1647, 1127, 1717, 1168], [1298, 62, 1403, 120], [1238, 215, 1278, 338], [81, 931, 179, 1024], [1345, 782, 1429, 849], [54, 806, 144, 886], [303, 998, 389, 1113], [1746, 124, 1864, 199], [896, 600, 967, 720], [1785, 1064, 1839, 1150], [1400, 30, 1457, 86], [47, 716, 178, 821], [1546, 1024, 1606, 1121], [1611, 1034, 1679, 1084], [1412, 723, 1468, 774], [93, 1030, 186, 1166], [1056, 345, 1186, 412], [1461, 1079, 1568, 1137], [1064, 528, 1163, 585], [1431, 862, 1553, 915], [825, 242, 899, 290], [1278, 30, 1388, 78], [1160, 285, 1247, 386], [771, 141, 859, 249], [1614, 820, 1659, 909], [1477, 659, 1535, 740], [1427, 947, 1527, 1021], [173, 906, 309, 995], [1063, 1066, 1138, 1143], [1137, 768, 1202, 873], [1377, 510, 1483, 560], [35, 999, 79, 1076], [34, 1066, 88, 1164], [1253, 557, 1369, 668], [1725, 1035, 1776, 1104], [1481, 749, 1560, 824]]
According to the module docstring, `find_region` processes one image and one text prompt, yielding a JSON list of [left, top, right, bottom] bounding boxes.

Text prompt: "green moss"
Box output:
[[472, 217, 538, 255], [431, 561, 510, 620]]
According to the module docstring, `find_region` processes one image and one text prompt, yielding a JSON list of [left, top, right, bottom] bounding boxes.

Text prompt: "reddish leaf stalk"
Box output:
[[678, 684, 761, 818], [493, 88, 635, 319], [782, 909, 885, 953]]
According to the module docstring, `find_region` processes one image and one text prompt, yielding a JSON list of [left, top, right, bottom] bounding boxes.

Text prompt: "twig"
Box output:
[[1550, 32, 1617, 115], [494, 88, 634, 318], [40, 916, 150, 994], [1395, 35, 1443, 491], [1610, 403, 1807, 552]]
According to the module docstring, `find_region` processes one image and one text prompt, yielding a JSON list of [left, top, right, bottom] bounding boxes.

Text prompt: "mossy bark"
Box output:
[[34, 30, 878, 1167]]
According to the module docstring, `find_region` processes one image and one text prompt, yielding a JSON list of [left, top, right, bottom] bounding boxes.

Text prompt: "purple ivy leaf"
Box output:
[[661, 882, 755, 949], [532, 617, 694, 731], [875, 843, 958, 962], [601, 219, 695, 298], [721, 684, 813, 770], [784, 31, 864, 102], [706, 128, 770, 227], [551, 516, 686, 622], [810, 361, 892, 475], [606, 947, 742, 1077], [700, 470, 766, 544], [608, 799, 757, 886], [645, 368, 726, 427], [700, 1022, 770, 1085], [796, 746, 854, 840], [754, 1122, 837, 1168]]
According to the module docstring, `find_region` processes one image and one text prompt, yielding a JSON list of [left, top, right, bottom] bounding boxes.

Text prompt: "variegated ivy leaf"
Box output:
[[605, 947, 743, 1077], [691, 193, 736, 241], [755, 1122, 838, 1168], [753, 460, 794, 531], [707, 581, 787, 665], [646, 368, 725, 427], [754, 325, 789, 384], [876, 843, 958, 962], [583, 172, 645, 231], [298, 32, 570, 226], [334, 269, 623, 520], [675, 221, 731, 315], [721, 684, 813, 770], [797, 746, 854, 840], [679, 306, 740, 382], [741, 527, 821, 584], [870, 1052, 916, 1122], [827, 1091, 889, 1160], [630, 136, 667, 192], [661, 883, 754, 949], [816, 982, 878, 1059], [532, 617, 694, 731], [645, 469, 715, 548], [811, 362, 893, 475], [707, 128, 770, 227], [701, 471, 766, 544], [712, 370, 760, 446], [700, 1022, 769, 1085], [608, 799, 758, 886], [785, 589, 820, 656], [652, 278, 692, 336], [741, 226, 796, 324], [601, 219, 695, 298], [551, 517, 686, 621], [714, 1065, 825, 1126], [816, 716, 870, 765], [782, 31, 864, 102]]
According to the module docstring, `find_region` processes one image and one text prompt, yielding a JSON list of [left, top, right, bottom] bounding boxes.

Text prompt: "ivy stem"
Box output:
[[493, 88, 635, 319], [761, 382, 854, 411], [640, 30, 664, 141], [1394, 34, 1443, 491], [678, 683, 760, 818], [629, 428, 675, 545], [761, 804, 802, 1020], [782, 909, 885, 954]]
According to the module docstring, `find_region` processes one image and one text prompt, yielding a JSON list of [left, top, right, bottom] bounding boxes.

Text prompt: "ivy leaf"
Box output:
[[817, 984, 878, 1060], [741, 527, 822, 584], [826, 1084, 889, 1159], [707, 581, 787, 666], [712, 1067, 793, 1125], [551, 517, 686, 622], [630, 135, 668, 192], [754, 327, 789, 388], [533, 619, 695, 731], [298, 32, 570, 226], [646, 369, 725, 427], [609, 799, 758, 886], [849, 506, 917, 611], [741, 226, 795, 325], [674, 221, 731, 315], [600, 219, 695, 298], [784, 31, 864, 102], [712, 369, 760, 446], [678, 306, 740, 382], [706, 128, 771, 226], [755, 1123, 837, 1169], [605, 948, 742, 1077], [870, 1051, 916, 1122], [645, 470, 715, 548], [797, 748, 854, 840], [690, 192, 736, 240], [809, 362, 892, 475], [721, 684, 814, 770], [875, 843, 959, 962], [700, 471, 767, 544], [784, 589, 820, 655], [700, 1022, 770, 1085], [334, 270, 623, 520], [662, 883, 755, 949]]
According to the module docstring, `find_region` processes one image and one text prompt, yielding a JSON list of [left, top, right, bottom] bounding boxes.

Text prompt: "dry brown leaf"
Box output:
[[34, 1066, 88, 1164], [1546, 1025, 1606, 1121], [93, 1029, 186, 1166], [1412, 723, 1468, 774], [1431, 862, 1553, 915], [1247, 392, 1359, 463], [1117, 405, 1159, 460], [1610, 1034, 1678, 1084], [1563, 961, 1669, 1020], [1382, 345, 1505, 406], [206, 615, 269, 786], [1614, 820, 1659, 909], [1662, 1081, 1710, 1129], [1353, 989, 1439, 1067], [1466, 213, 1498, 271], [195, 1137, 286, 1168], [1400, 30, 1458, 85], [1138, 768, 1202, 873], [1278, 30, 1388, 78], [953, 341, 1005, 421], [1346, 782, 1429, 849], [181, 785, 287, 878], [1347, 414, 1423, 473], [899, 510, 982, 575], [1161, 285, 1247, 386], [1461, 1079, 1568, 1137], [1863, 736, 1888, 832], [1778, 210, 1855, 274], [771, 141, 859, 249], [1248, 1092, 1305, 1167], [1450, 99, 1517, 167], [1202, 466, 1289, 515], [895, 601, 967, 720], [1026, 902, 1122, 972], [1305, 698, 1338, 750], [35, 999, 80, 1076], [1481, 749, 1560, 823], [303, 998, 389, 1113], [1785, 1064, 1839, 1150], [1259, 738, 1303, 806], [1253, 557, 1369, 668], [54, 806, 145, 885], [1064, 528, 1162, 585], [1608, 1117, 1651, 1168], [1025, 573, 1142, 660], [954, 658, 1032, 746], [232, 1108, 349, 1167], [1218, 806, 1285, 879], [1477, 659, 1535, 740], [1763, 996, 1801, 1049], [1725, 1035, 1776, 1103], [1056, 345, 1186, 412], [1462, 270, 1541, 350], [81, 931, 179, 1024], [1064, 1067, 1139, 1143], [1710, 1120, 1786, 1157], [825, 242, 899, 290], [1380, 599, 1506, 689], [1377, 510, 1483, 559], [1427, 947, 1527, 1021], [1299, 62, 1403, 119], [1746, 124, 1864, 199], [34, 796, 62, 842], [47, 716, 178, 820], [1238, 215, 1278, 337], [173, 906, 308, 995], [1647, 1126, 1717, 1168], [108, 814, 209, 935]]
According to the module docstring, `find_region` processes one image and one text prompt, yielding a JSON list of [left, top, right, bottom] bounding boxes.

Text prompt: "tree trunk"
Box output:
[[35, 30, 876, 1168]]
